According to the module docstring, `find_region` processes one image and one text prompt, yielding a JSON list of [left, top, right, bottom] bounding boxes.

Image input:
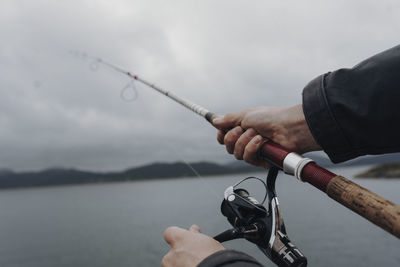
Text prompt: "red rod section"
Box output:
[[260, 141, 336, 192], [301, 163, 336, 192], [261, 141, 290, 166]]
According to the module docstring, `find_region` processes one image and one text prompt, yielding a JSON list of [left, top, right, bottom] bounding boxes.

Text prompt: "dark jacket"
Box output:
[[198, 45, 400, 266], [198, 250, 264, 267], [303, 44, 400, 163]]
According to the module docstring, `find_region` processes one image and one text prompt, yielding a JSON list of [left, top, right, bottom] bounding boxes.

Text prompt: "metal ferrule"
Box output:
[[282, 152, 314, 182]]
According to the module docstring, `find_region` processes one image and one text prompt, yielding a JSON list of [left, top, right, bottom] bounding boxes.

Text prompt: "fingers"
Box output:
[[217, 130, 225, 145], [214, 110, 248, 146], [217, 127, 269, 168], [212, 112, 243, 129], [162, 224, 225, 267], [163, 225, 201, 247], [163, 226, 186, 247], [189, 224, 201, 233], [243, 135, 269, 168], [223, 126, 244, 154], [233, 128, 257, 160]]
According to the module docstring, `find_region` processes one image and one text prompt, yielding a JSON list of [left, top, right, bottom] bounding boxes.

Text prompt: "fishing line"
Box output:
[[120, 78, 138, 102], [70, 51, 139, 102], [232, 176, 268, 205], [166, 145, 220, 200], [72, 50, 220, 199]]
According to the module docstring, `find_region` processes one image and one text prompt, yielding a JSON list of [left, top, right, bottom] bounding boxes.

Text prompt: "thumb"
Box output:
[[211, 115, 226, 128], [212, 113, 242, 129], [164, 226, 186, 246], [189, 224, 201, 233]]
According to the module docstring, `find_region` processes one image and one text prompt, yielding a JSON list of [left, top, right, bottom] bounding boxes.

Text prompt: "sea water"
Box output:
[[0, 166, 398, 267]]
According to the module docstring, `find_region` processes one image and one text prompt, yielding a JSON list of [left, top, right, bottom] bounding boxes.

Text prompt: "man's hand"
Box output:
[[162, 225, 224, 267], [213, 104, 321, 167]]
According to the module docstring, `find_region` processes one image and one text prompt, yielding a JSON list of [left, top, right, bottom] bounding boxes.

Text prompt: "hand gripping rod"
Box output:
[[96, 59, 400, 238]]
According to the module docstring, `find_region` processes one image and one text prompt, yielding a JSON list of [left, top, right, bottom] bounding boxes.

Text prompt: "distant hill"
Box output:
[[2, 152, 399, 189], [0, 162, 257, 189], [355, 163, 400, 178], [305, 152, 400, 167]]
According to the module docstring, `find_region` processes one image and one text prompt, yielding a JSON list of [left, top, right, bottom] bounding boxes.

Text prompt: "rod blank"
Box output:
[[93, 56, 400, 238]]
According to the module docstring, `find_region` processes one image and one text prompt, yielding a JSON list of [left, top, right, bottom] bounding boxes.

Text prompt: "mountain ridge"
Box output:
[[1, 152, 399, 189], [0, 161, 256, 189]]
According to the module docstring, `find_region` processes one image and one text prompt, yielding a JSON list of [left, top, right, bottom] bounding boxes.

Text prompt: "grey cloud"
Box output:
[[1, 0, 399, 171]]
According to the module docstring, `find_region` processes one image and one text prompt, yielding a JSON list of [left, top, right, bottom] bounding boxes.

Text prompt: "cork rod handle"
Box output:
[[326, 176, 400, 238]]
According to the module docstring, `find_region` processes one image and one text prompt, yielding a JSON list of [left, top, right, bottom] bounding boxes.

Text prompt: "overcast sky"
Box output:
[[1, 0, 399, 171]]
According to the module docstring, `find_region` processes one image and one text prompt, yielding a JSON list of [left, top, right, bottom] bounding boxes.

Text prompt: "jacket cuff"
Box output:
[[197, 250, 263, 267], [302, 73, 352, 163]]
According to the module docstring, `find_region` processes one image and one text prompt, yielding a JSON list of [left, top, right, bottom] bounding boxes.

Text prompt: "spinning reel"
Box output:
[[214, 167, 307, 267]]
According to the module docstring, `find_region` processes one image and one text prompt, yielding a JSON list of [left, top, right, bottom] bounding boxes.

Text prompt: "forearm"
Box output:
[[303, 44, 400, 163]]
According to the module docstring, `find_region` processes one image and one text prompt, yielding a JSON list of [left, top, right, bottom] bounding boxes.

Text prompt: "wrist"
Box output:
[[287, 104, 321, 153]]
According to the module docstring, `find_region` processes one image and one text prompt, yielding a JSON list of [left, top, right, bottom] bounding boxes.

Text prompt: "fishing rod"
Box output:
[[89, 57, 214, 120], [81, 55, 400, 265], [90, 56, 399, 234]]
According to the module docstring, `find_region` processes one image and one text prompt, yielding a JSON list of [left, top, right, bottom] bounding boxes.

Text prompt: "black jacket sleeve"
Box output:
[[197, 250, 264, 267], [302, 44, 400, 163]]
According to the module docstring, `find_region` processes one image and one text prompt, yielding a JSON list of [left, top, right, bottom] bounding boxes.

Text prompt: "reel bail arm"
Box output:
[[214, 167, 307, 267]]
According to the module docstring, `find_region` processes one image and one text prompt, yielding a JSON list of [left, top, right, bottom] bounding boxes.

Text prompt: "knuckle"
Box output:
[[224, 130, 239, 145], [241, 119, 249, 129], [234, 125, 244, 132], [241, 114, 252, 129], [245, 128, 257, 136]]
